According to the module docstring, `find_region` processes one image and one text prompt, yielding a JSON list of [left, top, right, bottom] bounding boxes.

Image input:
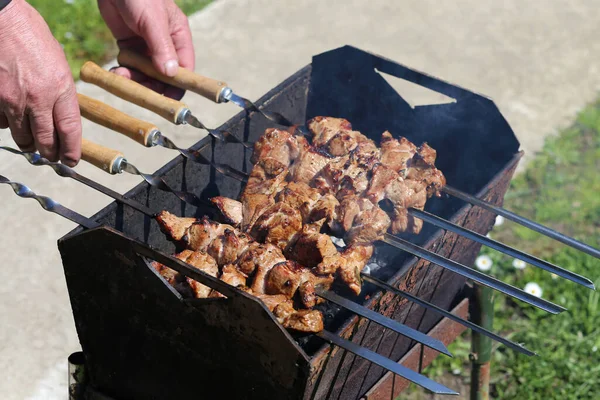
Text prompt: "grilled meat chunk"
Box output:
[[406, 144, 446, 197], [156, 210, 196, 242], [285, 227, 338, 268], [338, 244, 373, 295], [185, 217, 233, 252], [251, 128, 307, 168], [289, 148, 332, 184], [249, 203, 303, 251], [210, 196, 243, 226], [220, 264, 247, 287], [207, 229, 251, 266], [275, 182, 322, 222], [247, 244, 288, 294], [274, 301, 324, 333], [175, 249, 219, 299], [380, 131, 417, 174], [307, 116, 353, 147], [265, 260, 333, 307]]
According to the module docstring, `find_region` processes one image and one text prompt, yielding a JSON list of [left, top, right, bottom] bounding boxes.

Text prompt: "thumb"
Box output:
[[119, 2, 179, 77]]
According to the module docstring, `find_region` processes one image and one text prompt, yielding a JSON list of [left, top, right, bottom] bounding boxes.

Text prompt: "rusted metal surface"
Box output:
[[60, 45, 521, 400], [363, 298, 470, 400]]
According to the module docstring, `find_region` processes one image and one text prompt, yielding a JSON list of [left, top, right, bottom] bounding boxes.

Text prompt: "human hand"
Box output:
[[98, 0, 195, 100], [0, 0, 81, 166]]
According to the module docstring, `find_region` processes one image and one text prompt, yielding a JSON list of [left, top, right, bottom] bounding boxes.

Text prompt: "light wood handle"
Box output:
[[80, 61, 188, 124], [117, 49, 227, 103], [78, 93, 158, 147], [81, 138, 124, 175]]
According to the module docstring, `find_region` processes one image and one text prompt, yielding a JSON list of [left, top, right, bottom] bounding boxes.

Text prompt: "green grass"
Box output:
[[28, 0, 211, 79], [405, 99, 600, 399]]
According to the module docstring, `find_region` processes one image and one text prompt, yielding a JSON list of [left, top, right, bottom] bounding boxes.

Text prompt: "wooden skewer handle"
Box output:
[[117, 49, 228, 103], [78, 93, 158, 147], [81, 138, 124, 175], [79, 61, 188, 124]]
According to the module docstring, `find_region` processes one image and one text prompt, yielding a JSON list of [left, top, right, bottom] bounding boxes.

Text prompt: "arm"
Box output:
[[0, 0, 81, 165], [98, 0, 195, 100]]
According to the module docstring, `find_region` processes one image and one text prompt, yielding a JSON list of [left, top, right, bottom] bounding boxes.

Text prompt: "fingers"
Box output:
[[168, 4, 195, 72], [7, 114, 35, 152], [53, 88, 82, 167], [0, 114, 8, 130], [28, 109, 58, 161]]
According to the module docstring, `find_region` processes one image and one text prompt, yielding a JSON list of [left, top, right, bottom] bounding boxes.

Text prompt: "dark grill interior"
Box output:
[[60, 46, 521, 399]]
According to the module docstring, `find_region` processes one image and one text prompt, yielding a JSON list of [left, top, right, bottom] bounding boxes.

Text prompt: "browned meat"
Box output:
[[289, 148, 332, 184], [349, 138, 381, 171], [240, 288, 290, 312], [380, 131, 417, 174], [249, 203, 303, 251], [275, 181, 322, 222], [275, 303, 324, 333], [265, 260, 333, 307], [207, 229, 251, 266], [285, 227, 338, 268], [365, 164, 401, 204], [315, 252, 347, 275], [246, 244, 287, 294], [220, 264, 247, 287], [155, 210, 196, 242], [237, 242, 285, 276], [406, 144, 446, 197], [307, 116, 353, 147], [185, 217, 231, 252], [210, 196, 243, 227], [326, 131, 359, 156], [241, 193, 274, 231], [243, 160, 288, 197], [338, 245, 373, 295], [251, 128, 307, 167], [346, 206, 391, 244], [308, 194, 339, 227], [176, 250, 219, 299]]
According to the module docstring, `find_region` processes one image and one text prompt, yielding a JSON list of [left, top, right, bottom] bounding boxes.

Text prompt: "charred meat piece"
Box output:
[[155, 210, 196, 242], [289, 148, 332, 184], [241, 193, 274, 232], [175, 249, 219, 299], [265, 260, 333, 307], [207, 229, 251, 266], [239, 287, 290, 312], [285, 226, 338, 268], [247, 245, 288, 294], [251, 128, 307, 167], [243, 159, 288, 197], [275, 182, 322, 222], [275, 303, 324, 333], [380, 131, 417, 174], [308, 194, 339, 227], [210, 197, 243, 226], [185, 217, 233, 252], [337, 245, 373, 295], [346, 205, 391, 244], [249, 203, 303, 251], [307, 116, 353, 147], [220, 264, 247, 287], [406, 144, 446, 197], [349, 138, 381, 171]]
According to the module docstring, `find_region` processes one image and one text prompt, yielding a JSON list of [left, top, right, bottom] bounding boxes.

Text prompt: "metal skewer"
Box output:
[[361, 274, 535, 356], [78, 94, 248, 182], [0, 173, 457, 395], [408, 208, 595, 290], [442, 185, 600, 260], [79, 62, 252, 148], [81, 138, 206, 208]]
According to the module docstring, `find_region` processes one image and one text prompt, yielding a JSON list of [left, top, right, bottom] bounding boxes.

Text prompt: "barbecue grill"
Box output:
[[1, 45, 596, 399]]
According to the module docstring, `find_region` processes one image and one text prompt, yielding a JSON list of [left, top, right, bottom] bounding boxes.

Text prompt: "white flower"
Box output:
[[475, 255, 493, 271], [452, 368, 462, 375], [524, 282, 543, 298], [494, 215, 505, 226], [64, 32, 73, 39], [486, 233, 492, 239], [593, 346, 598, 353], [65, 0, 75, 4], [551, 273, 558, 280], [512, 259, 527, 270]]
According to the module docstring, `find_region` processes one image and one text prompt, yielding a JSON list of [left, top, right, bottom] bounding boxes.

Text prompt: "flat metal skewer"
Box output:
[[361, 274, 535, 356], [382, 233, 565, 314], [80, 138, 207, 208], [0, 173, 458, 396], [317, 330, 458, 395], [317, 289, 451, 357], [443, 185, 600, 260], [408, 208, 595, 290]]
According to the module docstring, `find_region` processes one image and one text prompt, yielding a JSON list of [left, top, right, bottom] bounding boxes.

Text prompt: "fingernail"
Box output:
[[164, 60, 179, 77]]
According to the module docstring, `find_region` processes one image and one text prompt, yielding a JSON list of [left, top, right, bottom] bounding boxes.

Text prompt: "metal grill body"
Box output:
[[59, 46, 521, 399]]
